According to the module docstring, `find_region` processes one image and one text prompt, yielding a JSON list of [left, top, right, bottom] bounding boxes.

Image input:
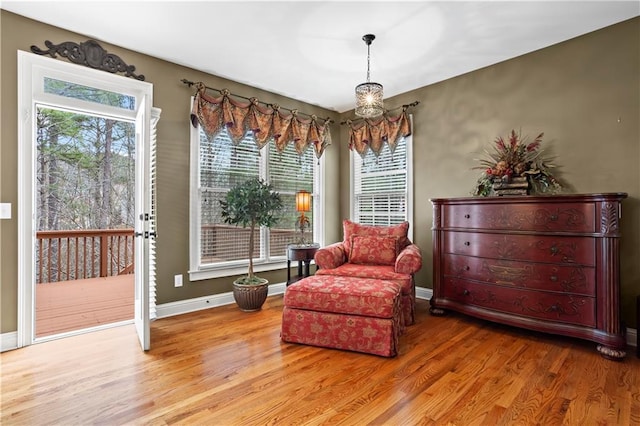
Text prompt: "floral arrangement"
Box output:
[[472, 130, 562, 197]]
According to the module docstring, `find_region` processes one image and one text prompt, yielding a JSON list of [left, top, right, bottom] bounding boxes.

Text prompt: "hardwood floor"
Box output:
[[2, 296, 639, 425]]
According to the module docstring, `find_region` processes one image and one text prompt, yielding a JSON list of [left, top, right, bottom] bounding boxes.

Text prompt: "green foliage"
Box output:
[[219, 177, 283, 229], [219, 178, 283, 281]]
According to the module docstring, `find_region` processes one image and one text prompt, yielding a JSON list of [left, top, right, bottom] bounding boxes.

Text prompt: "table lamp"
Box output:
[[295, 190, 311, 244]]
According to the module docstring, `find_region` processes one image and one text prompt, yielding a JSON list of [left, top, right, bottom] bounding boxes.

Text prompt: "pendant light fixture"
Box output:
[[355, 34, 384, 118]]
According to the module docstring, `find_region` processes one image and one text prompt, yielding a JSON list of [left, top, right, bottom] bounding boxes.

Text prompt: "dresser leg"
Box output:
[[596, 344, 626, 360], [429, 298, 446, 316]]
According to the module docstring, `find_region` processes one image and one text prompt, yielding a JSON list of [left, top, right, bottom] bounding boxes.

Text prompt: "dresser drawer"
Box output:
[[443, 277, 596, 327], [443, 254, 596, 296], [442, 203, 596, 233], [443, 231, 596, 265]]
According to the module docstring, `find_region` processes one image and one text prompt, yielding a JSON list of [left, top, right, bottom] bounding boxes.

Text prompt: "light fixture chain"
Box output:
[[366, 43, 371, 83]]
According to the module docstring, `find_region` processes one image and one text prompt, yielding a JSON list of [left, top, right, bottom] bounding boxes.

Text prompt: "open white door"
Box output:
[[18, 51, 156, 350], [133, 100, 160, 351], [149, 109, 160, 323]]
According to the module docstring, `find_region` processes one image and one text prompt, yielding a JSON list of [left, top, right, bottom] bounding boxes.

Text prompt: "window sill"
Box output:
[[188, 260, 288, 282]]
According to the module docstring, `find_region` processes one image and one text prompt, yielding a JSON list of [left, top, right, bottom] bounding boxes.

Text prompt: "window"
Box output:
[[43, 77, 136, 110], [190, 120, 322, 281], [351, 126, 413, 238]]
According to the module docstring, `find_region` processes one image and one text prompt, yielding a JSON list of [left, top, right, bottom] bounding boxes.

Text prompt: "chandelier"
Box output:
[[355, 34, 384, 118]]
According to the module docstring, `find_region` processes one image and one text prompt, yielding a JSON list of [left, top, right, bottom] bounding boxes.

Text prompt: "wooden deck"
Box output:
[[35, 274, 134, 338]]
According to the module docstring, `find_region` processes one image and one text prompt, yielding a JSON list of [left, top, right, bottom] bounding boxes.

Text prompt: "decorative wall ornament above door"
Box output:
[[31, 39, 145, 81]]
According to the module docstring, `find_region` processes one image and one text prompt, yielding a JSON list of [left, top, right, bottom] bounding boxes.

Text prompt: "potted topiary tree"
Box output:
[[219, 177, 283, 311]]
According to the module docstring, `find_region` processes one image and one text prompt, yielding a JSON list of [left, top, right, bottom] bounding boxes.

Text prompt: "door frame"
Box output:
[[17, 51, 154, 349]]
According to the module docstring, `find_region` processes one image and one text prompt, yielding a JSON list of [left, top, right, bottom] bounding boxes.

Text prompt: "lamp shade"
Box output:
[[355, 82, 384, 118], [295, 190, 311, 212]]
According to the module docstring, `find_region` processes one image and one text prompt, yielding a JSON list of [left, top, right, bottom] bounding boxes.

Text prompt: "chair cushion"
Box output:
[[349, 234, 399, 265], [284, 275, 400, 319], [342, 219, 410, 257], [315, 264, 412, 296]]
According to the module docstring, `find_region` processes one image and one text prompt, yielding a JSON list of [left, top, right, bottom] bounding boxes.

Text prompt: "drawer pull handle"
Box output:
[[463, 289, 470, 296], [550, 246, 559, 255], [550, 214, 558, 221], [550, 304, 559, 312], [550, 275, 558, 282], [464, 241, 470, 246], [464, 214, 470, 219]]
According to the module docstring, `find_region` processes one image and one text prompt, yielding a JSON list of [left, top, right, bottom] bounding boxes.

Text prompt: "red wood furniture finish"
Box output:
[[430, 193, 628, 360]]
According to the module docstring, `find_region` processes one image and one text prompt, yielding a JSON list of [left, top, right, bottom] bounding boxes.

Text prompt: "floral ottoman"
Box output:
[[281, 275, 403, 357]]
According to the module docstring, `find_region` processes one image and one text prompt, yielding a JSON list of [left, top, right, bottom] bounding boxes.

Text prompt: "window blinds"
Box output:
[[199, 128, 260, 265], [353, 137, 408, 226], [198, 127, 314, 265]]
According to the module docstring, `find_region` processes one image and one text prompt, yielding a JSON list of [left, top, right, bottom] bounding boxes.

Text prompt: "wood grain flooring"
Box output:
[[2, 296, 639, 425]]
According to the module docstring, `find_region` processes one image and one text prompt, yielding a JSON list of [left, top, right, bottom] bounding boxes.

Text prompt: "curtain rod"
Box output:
[[339, 101, 420, 125], [181, 79, 333, 124]]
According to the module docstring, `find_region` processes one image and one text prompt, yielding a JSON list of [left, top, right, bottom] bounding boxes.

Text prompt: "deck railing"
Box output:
[[37, 226, 306, 282], [200, 225, 305, 263], [36, 229, 135, 284]]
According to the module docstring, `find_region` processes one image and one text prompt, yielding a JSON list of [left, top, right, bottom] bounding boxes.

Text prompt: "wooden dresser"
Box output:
[[430, 193, 628, 359]]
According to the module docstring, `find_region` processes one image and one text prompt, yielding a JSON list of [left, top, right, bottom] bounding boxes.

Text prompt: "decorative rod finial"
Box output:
[[362, 34, 375, 46]]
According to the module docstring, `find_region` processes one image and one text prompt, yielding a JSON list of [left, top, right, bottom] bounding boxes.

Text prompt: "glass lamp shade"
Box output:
[[295, 190, 311, 212], [355, 82, 384, 118]]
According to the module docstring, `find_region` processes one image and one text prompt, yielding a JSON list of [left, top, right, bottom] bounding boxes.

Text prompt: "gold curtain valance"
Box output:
[[189, 83, 331, 160], [346, 107, 414, 159]]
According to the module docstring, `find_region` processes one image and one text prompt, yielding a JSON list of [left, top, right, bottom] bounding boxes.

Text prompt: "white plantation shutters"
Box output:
[[149, 108, 160, 321], [352, 130, 412, 229]]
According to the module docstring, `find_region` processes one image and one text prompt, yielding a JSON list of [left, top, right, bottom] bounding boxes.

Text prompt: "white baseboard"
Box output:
[[414, 287, 638, 349], [3, 284, 636, 352], [155, 282, 287, 319], [1, 331, 17, 352], [627, 327, 637, 349], [415, 286, 433, 301]]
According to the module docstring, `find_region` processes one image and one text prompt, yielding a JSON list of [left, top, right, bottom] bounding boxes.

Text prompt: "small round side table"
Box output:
[[286, 243, 319, 286]]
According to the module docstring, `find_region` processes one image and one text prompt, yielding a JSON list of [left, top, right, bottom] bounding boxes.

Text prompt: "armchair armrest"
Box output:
[[395, 244, 422, 275], [314, 242, 347, 270]]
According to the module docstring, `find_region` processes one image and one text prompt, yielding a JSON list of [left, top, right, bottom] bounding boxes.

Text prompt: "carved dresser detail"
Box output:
[[430, 193, 628, 359]]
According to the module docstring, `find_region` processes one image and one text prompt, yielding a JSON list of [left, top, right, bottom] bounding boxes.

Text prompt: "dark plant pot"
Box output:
[[232, 278, 269, 312]]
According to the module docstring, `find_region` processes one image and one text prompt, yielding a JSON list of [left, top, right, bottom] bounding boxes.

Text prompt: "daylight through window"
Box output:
[[352, 132, 412, 229], [193, 124, 318, 277]]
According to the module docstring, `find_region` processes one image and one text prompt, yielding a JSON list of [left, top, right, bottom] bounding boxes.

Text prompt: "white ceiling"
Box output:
[[3, 1, 638, 113]]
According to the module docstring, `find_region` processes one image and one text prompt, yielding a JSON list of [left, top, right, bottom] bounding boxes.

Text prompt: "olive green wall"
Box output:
[[337, 17, 640, 328], [1, 11, 638, 333], [0, 11, 342, 333]]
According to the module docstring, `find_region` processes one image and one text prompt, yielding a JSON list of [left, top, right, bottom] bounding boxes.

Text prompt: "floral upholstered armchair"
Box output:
[[314, 220, 422, 325]]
